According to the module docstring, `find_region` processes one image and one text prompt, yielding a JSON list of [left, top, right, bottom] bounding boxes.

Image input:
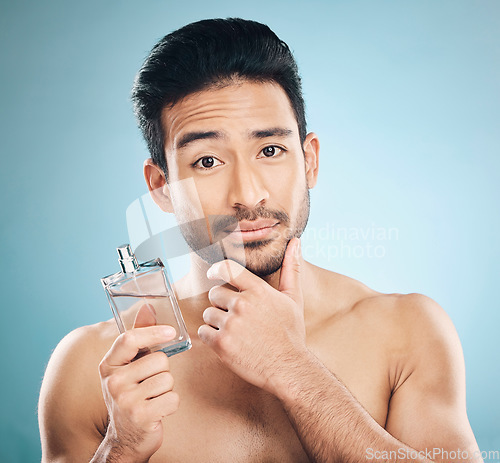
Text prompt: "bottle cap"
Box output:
[[117, 244, 139, 273]]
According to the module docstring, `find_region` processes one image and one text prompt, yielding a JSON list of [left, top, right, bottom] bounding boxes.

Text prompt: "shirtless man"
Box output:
[[38, 18, 481, 463]]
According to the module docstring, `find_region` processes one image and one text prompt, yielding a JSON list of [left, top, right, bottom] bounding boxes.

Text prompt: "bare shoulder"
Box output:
[[311, 263, 458, 345], [41, 320, 118, 394], [355, 291, 457, 335], [305, 265, 474, 438], [55, 318, 117, 354], [40, 319, 118, 412], [353, 291, 462, 364], [39, 320, 117, 460], [313, 264, 463, 386]]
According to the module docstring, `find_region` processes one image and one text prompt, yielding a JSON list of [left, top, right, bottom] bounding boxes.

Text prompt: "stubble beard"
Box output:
[[178, 187, 310, 278]]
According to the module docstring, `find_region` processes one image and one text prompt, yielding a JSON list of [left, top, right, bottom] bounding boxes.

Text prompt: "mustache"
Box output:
[[209, 206, 290, 235]]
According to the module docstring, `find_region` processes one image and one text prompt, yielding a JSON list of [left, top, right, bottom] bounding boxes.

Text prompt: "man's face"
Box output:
[[161, 80, 316, 277]]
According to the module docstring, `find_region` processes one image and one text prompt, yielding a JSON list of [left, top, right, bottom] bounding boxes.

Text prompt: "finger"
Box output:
[[278, 237, 303, 305], [202, 306, 228, 330], [104, 325, 177, 368], [132, 306, 159, 358], [123, 350, 171, 384], [145, 390, 180, 420], [138, 371, 174, 400], [133, 304, 158, 328], [198, 323, 220, 346], [208, 285, 238, 311], [207, 259, 260, 291]]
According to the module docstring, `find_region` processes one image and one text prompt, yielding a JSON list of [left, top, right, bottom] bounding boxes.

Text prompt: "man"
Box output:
[[39, 18, 481, 462]]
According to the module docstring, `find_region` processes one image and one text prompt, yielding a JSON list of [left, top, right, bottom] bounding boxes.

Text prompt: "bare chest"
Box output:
[[149, 331, 391, 463], [150, 345, 310, 462]]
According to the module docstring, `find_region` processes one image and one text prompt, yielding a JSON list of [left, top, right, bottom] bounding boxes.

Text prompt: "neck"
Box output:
[[174, 251, 284, 299], [172, 251, 324, 341], [173, 250, 315, 310]]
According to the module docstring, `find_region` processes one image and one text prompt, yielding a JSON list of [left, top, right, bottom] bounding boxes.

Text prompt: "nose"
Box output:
[[228, 160, 269, 210]]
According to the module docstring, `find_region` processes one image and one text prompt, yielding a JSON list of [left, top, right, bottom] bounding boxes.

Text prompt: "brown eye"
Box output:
[[201, 157, 214, 168], [260, 146, 286, 158], [193, 155, 223, 170], [262, 146, 277, 157]]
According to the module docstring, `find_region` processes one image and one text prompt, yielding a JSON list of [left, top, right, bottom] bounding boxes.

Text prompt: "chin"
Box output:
[[240, 240, 288, 277], [187, 226, 296, 277], [247, 261, 283, 278]]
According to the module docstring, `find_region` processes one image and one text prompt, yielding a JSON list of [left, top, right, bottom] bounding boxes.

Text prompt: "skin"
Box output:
[[38, 81, 481, 462]]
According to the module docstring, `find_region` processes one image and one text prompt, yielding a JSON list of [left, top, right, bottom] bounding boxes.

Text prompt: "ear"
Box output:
[[143, 159, 174, 213], [303, 132, 320, 189]]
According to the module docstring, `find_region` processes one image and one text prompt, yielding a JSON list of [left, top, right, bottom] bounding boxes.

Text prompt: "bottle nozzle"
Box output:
[[117, 244, 139, 273]]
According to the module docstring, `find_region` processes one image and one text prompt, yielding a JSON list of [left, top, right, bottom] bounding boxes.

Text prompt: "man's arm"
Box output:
[[39, 311, 179, 463], [200, 239, 481, 463], [38, 325, 110, 462], [384, 294, 478, 457], [272, 295, 480, 463]]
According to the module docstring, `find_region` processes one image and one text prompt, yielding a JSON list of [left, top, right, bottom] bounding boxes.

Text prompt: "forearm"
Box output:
[[271, 349, 433, 463], [90, 434, 150, 463]]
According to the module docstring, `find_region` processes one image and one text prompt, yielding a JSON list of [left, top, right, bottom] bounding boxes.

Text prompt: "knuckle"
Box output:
[[114, 332, 131, 354], [98, 359, 109, 377], [121, 330, 137, 347], [232, 298, 243, 313], [216, 334, 232, 353], [163, 372, 175, 390], [105, 374, 122, 396], [232, 297, 248, 314]]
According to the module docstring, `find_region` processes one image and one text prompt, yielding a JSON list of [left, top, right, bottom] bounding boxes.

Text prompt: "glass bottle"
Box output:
[[101, 244, 191, 357]]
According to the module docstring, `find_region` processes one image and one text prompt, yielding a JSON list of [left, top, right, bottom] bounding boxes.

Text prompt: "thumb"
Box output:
[[278, 238, 303, 305], [133, 303, 158, 329]]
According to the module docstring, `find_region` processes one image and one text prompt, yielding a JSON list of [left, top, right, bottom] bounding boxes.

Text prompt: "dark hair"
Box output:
[[131, 18, 307, 180]]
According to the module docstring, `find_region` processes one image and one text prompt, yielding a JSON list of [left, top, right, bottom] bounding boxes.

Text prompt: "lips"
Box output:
[[224, 219, 279, 242], [236, 219, 278, 231]]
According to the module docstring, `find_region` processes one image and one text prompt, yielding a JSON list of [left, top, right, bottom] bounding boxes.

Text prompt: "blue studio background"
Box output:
[[1, 0, 499, 460]]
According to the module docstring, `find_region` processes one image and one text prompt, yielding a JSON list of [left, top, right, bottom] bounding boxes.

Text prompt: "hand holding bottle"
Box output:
[[95, 305, 179, 462]]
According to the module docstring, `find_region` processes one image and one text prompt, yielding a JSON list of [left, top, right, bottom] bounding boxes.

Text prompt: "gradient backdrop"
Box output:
[[1, 1, 499, 461]]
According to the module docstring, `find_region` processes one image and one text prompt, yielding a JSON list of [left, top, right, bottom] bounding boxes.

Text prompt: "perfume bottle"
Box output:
[[101, 244, 191, 357]]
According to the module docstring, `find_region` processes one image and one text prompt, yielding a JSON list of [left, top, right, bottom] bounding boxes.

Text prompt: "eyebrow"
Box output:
[[249, 127, 294, 139], [176, 131, 224, 150], [175, 127, 294, 150]]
